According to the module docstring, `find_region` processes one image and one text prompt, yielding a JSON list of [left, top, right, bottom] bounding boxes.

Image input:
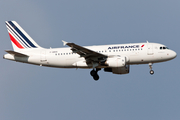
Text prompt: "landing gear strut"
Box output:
[[90, 68, 101, 81], [149, 63, 154, 75]]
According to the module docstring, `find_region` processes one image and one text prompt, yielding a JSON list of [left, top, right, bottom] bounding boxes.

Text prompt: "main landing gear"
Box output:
[[90, 68, 101, 81], [149, 63, 154, 75]]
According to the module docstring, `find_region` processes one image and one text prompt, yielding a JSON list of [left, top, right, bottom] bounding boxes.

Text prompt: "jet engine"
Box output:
[[104, 65, 130, 74], [104, 56, 130, 74], [106, 56, 126, 67]]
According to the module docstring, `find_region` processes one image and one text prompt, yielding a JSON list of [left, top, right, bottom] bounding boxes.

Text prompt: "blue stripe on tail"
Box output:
[[6, 23, 29, 48], [8, 21, 37, 48]]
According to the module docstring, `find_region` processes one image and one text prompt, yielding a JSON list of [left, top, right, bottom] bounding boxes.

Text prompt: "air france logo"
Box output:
[[108, 44, 145, 49], [141, 44, 145, 47]]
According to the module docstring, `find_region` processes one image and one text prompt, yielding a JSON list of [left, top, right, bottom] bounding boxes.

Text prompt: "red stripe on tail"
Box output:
[[8, 33, 24, 49]]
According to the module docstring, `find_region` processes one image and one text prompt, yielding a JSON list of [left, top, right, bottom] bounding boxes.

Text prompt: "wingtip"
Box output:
[[62, 40, 68, 46]]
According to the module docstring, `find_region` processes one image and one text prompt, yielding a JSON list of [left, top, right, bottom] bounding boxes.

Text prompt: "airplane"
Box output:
[[3, 21, 177, 81]]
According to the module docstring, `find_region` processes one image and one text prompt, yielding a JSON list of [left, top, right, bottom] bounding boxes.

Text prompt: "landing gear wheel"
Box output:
[[93, 74, 99, 81], [90, 68, 101, 81], [150, 70, 154, 75], [149, 63, 154, 75], [90, 70, 96, 76]]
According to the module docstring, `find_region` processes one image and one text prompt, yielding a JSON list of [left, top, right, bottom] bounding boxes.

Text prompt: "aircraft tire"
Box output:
[[150, 70, 154, 75], [90, 70, 96, 76], [93, 74, 99, 81]]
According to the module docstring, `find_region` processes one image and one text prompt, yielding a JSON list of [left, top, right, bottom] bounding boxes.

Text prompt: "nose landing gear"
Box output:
[[150, 70, 154, 75], [90, 68, 101, 81], [149, 63, 154, 75]]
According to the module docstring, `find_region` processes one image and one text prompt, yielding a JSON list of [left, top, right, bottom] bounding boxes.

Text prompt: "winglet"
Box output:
[[62, 40, 68, 46]]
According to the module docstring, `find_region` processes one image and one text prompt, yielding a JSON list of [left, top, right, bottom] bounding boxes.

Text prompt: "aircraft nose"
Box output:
[[170, 50, 177, 59]]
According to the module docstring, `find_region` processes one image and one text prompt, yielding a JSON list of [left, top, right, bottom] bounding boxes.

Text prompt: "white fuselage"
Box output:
[[4, 42, 177, 68], [4, 21, 177, 80]]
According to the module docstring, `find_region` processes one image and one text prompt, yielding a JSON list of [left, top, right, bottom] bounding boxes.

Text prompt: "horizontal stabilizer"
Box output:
[[5, 50, 29, 57]]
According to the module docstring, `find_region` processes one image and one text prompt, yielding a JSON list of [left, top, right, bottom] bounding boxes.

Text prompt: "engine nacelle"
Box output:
[[104, 65, 130, 74], [106, 56, 126, 67]]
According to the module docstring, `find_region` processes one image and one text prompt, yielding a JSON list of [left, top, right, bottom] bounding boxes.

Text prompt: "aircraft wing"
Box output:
[[62, 40, 107, 60]]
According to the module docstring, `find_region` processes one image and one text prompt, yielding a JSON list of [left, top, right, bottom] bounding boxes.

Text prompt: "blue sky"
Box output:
[[0, 0, 179, 120]]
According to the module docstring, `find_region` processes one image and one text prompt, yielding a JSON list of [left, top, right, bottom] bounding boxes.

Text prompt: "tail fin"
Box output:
[[5, 21, 42, 51]]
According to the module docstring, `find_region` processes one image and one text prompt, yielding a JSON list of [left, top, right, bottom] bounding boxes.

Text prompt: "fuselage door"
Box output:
[[147, 44, 154, 55], [40, 51, 47, 62]]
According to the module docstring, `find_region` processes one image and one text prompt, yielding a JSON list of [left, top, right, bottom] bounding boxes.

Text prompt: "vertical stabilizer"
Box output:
[[5, 21, 42, 51]]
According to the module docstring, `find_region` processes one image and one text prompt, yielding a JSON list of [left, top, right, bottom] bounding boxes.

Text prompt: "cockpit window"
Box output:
[[160, 46, 169, 50]]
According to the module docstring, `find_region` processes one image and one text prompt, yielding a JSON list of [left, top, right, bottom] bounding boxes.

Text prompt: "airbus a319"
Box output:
[[3, 21, 177, 80]]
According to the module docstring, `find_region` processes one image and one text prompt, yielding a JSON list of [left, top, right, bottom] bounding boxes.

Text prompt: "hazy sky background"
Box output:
[[0, 0, 179, 120]]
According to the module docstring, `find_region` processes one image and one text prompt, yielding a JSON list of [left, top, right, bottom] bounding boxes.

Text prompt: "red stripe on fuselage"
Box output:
[[8, 33, 24, 49]]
